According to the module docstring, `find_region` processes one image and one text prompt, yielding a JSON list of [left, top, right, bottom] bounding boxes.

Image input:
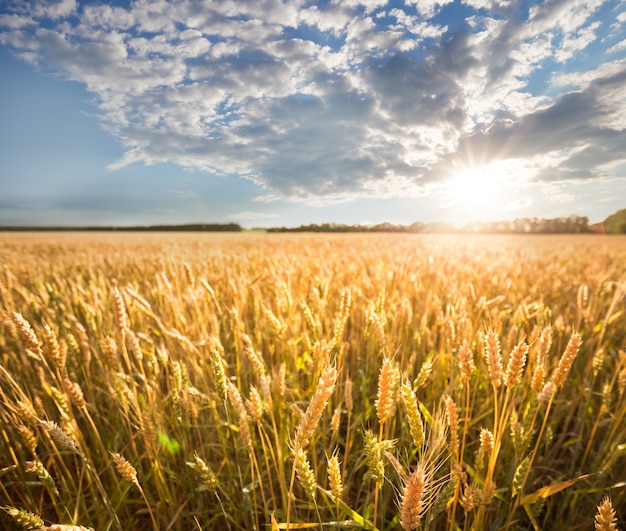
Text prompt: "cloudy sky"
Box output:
[[1, 0, 625, 228]]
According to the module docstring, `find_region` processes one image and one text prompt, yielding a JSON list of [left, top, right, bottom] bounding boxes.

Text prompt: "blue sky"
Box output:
[[1, 0, 625, 228]]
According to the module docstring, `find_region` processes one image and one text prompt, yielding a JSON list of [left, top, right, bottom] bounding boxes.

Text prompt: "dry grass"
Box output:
[[0, 232, 625, 530]]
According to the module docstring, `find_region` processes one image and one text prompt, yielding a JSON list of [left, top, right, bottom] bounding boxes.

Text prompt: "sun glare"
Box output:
[[444, 164, 509, 224]]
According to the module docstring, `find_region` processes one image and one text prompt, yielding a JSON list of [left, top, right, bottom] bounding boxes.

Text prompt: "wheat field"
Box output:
[[0, 232, 624, 530]]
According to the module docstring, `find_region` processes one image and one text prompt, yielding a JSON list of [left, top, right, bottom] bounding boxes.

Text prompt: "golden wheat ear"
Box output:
[[9, 311, 41, 353], [594, 496, 618, 531], [399, 467, 426, 531], [376, 356, 399, 426], [552, 332, 582, 389], [294, 448, 317, 500], [294, 363, 337, 451], [484, 329, 503, 389], [111, 452, 139, 486]]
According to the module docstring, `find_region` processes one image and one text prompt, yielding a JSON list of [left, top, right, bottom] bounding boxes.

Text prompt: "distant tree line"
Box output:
[[6, 213, 626, 234], [460, 215, 592, 234], [267, 222, 425, 233], [0, 223, 243, 232], [266, 215, 594, 234]]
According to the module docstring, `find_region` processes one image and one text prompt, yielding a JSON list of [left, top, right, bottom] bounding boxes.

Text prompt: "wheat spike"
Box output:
[[552, 332, 582, 388], [512, 456, 530, 497], [294, 448, 317, 500], [247, 385, 264, 422], [505, 340, 529, 389], [479, 428, 493, 455], [459, 484, 475, 513], [363, 429, 385, 484], [273, 362, 287, 398], [111, 285, 128, 333], [102, 336, 118, 366], [17, 425, 38, 455], [42, 324, 65, 368], [414, 358, 433, 389], [209, 342, 228, 402], [9, 311, 41, 353], [186, 452, 218, 494], [111, 452, 139, 486], [531, 357, 546, 394], [399, 467, 425, 530], [2, 506, 45, 529], [63, 378, 86, 409], [485, 329, 503, 389], [40, 420, 80, 454], [363, 429, 395, 484], [327, 452, 343, 502], [16, 400, 39, 428], [444, 395, 460, 459], [476, 428, 493, 471], [226, 380, 253, 449], [538, 380, 555, 403], [294, 363, 337, 450], [376, 357, 399, 425], [400, 382, 424, 449], [458, 340, 474, 383], [25, 460, 59, 496], [595, 496, 618, 531]]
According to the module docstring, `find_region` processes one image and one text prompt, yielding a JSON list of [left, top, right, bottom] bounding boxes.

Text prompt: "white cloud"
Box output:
[[1, 0, 624, 206], [555, 21, 601, 62], [81, 5, 135, 31], [33, 0, 77, 21], [405, 0, 454, 19], [298, 5, 352, 36], [542, 184, 577, 204], [528, 0, 604, 35], [551, 60, 626, 88], [607, 38, 626, 53], [0, 14, 35, 29], [252, 194, 283, 203]]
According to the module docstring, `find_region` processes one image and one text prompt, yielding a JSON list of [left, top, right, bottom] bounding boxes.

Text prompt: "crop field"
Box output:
[[0, 232, 624, 530]]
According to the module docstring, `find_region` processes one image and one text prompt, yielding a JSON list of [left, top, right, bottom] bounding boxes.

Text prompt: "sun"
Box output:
[[444, 163, 509, 223], [448, 168, 501, 207]]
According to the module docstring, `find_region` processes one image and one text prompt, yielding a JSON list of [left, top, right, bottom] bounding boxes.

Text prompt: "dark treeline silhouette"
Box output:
[[6, 213, 626, 234], [267, 215, 594, 234], [267, 222, 425, 233], [0, 223, 243, 232]]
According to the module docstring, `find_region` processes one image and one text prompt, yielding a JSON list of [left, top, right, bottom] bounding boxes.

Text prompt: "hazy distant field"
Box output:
[[1, 232, 624, 530]]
